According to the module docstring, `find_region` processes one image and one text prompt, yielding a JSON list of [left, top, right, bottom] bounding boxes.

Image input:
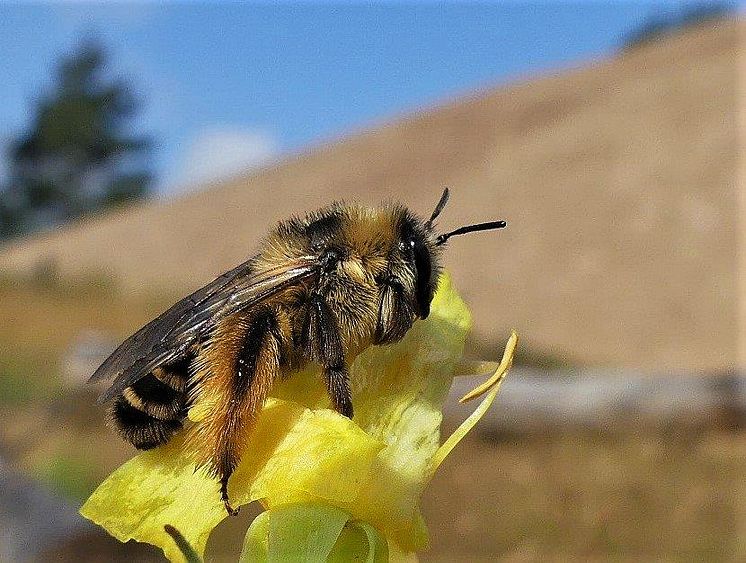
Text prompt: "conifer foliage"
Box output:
[[0, 40, 153, 239]]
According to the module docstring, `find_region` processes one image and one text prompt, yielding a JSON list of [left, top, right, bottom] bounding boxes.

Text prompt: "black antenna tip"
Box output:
[[426, 187, 451, 227], [435, 219, 507, 246]]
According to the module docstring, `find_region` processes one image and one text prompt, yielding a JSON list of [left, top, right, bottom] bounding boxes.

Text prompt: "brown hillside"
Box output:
[[0, 19, 738, 372]]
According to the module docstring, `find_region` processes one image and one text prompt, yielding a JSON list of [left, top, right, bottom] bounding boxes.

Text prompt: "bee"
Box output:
[[91, 188, 505, 515]]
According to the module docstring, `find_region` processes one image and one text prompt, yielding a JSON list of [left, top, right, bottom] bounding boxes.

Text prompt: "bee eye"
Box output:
[[399, 238, 416, 252], [410, 238, 433, 319]]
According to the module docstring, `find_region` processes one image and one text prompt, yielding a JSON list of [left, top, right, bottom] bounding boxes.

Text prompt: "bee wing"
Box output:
[[91, 257, 318, 403]]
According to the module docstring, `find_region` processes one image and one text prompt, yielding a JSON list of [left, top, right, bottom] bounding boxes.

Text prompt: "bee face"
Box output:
[[298, 204, 441, 322]]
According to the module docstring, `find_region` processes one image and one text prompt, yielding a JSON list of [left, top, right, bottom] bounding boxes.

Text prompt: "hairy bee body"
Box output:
[[94, 190, 504, 514], [99, 202, 442, 514]]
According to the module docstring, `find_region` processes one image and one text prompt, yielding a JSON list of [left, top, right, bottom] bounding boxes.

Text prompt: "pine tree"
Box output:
[[0, 40, 153, 239]]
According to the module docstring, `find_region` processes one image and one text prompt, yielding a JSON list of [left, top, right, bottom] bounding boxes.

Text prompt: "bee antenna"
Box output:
[[424, 187, 450, 229], [435, 220, 507, 246]]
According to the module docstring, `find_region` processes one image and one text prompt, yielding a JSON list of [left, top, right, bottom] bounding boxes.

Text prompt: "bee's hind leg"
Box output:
[[193, 306, 287, 517], [220, 475, 240, 516]]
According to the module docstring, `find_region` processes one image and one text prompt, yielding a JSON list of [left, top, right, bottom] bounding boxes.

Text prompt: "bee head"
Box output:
[[294, 190, 505, 324]]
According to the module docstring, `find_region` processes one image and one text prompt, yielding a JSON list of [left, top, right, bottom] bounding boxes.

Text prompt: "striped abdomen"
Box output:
[[109, 359, 191, 450]]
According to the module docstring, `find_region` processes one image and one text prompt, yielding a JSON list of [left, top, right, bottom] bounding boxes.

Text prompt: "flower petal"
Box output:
[[80, 433, 223, 562], [243, 503, 350, 561], [454, 360, 499, 378], [458, 330, 518, 403], [334, 273, 471, 550], [82, 399, 383, 561], [232, 405, 384, 509], [241, 502, 390, 563], [329, 519, 389, 563], [429, 331, 518, 475], [239, 510, 270, 563], [81, 273, 477, 559]]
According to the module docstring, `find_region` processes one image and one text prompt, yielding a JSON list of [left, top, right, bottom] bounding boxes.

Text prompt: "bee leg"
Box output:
[[303, 294, 353, 419], [192, 307, 285, 517], [324, 364, 353, 419], [220, 476, 240, 516], [374, 278, 415, 345]]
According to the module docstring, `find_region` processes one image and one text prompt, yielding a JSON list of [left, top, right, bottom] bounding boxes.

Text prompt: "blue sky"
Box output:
[[0, 2, 735, 195]]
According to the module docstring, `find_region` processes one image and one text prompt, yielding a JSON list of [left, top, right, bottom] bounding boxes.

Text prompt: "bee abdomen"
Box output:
[[123, 369, 187, 420], [110, 397, 184, 450], [109, 365, 190, 450]]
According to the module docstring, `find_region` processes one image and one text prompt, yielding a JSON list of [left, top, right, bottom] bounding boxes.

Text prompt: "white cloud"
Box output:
[[168, 127, 279, 194]]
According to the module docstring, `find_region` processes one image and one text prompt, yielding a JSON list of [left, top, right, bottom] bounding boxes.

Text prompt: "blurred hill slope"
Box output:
[[0, 19, 737, 372]]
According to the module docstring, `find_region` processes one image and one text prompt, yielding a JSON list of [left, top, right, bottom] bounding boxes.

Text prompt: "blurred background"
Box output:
[[0, 2, 741, 561]]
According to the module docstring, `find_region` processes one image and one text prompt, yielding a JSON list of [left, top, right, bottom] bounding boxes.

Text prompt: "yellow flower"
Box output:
[[80, 273, 517, 561]]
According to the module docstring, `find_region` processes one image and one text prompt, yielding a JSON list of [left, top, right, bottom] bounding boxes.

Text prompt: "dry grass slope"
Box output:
[[0, 19, 738, 371]]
